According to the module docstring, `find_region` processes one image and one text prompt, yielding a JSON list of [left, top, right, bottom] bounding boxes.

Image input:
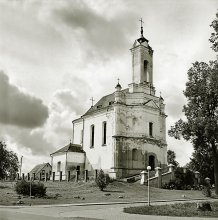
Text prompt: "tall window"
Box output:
[[102, 121, 107, 145], [57, 161, 61, 172], [132, 149, 137, 161], [90, 125, 95, 147], [149, 122, 153, 137], [144, 60, 148, 82]]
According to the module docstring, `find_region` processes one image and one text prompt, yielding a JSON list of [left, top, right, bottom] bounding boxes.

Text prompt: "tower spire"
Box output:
[[137, 18, 148, 44]]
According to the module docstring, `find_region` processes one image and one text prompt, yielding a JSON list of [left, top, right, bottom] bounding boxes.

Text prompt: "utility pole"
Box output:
[[19, 156, 23, 177]]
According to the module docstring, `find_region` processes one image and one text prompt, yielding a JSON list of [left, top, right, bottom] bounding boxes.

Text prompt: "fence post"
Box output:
[[84, 170, 88, 182], [59, 171, 62, 182], [52, 172, 55, 182], [194, 171, 200, 185], [168, 164, 175, 180], [140, 171, 147, 185], [67, 171, 70, 182], [75, 170, 79, 182], [155, 167, 162, 188]]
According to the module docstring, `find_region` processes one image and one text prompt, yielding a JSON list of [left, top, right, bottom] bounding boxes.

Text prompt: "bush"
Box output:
[[95, 169, 110, 191], [15, 180, 46, 197], [202, 181, 212, 197], [162, 167, 196, 190]]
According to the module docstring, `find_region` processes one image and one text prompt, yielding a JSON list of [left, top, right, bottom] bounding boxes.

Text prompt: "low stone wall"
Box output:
[[161, 172, 173, 185], [140, 164, 175, 188]]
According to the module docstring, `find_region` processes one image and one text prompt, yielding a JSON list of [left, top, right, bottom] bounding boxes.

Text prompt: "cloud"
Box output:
[[0, 71, 49, 128], [55, 76, 92, 115], [51, 1, 137, 60], [0, 126, 54, 155]]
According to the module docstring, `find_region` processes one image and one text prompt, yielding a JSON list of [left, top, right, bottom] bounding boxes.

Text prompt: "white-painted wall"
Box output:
[[51, 153, 67, 180], [73, 120, 83, 145], [74, 110, 115, 173]]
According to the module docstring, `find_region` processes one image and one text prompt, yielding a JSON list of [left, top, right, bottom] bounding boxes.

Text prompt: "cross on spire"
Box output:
[[139, 18, 144, 37], [90, 97, 95, 107], [139, 18, 144, 27], [117, 78, 120, 84]]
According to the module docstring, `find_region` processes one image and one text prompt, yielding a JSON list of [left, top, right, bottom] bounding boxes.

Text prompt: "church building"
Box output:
[[71, 24, 168, 179]]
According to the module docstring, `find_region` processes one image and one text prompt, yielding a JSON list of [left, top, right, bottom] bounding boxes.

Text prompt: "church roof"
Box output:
[[29, 163, 51, 174], [83, 89, 129, 116], [50, 143, 84, 155]]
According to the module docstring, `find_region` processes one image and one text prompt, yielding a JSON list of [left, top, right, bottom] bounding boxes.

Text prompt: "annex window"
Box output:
[[102, 121, 107, 145], [90, 124, 95, 148], [149, 122, 153, 137], [57, 161, 61, 172]]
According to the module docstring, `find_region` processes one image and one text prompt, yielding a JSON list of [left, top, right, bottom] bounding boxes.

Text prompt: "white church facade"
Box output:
[[51, 25, 168, 179]]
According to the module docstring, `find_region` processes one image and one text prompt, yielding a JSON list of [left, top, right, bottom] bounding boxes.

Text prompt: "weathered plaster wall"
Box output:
[[113, 89, 167, 178], [67, 152, 85, 170], [114, 136, 167, 177], [117, 92, 166, 140], [131, 43, 153, 84]]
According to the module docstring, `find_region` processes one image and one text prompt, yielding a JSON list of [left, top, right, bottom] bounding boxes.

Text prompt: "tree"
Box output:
[[210, 11, 218, 52], [168, 60, 218, 195], [0, 141, 19, 180], [187, 145, 214, 183], [95, 169, 110, 191], [167, 150, 179, 167]]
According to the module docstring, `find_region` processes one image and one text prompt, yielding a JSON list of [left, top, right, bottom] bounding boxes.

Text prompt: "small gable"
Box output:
[[143, 99, 159, 109], [51, 143, 84, 156]]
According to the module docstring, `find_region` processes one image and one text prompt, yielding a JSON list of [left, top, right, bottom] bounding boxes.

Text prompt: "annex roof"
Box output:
[[50, 143, 84, 155]]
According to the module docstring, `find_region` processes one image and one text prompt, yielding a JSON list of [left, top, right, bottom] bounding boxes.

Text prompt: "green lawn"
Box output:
[[124, 202, 218, 218], [0, 180, 215, 206]]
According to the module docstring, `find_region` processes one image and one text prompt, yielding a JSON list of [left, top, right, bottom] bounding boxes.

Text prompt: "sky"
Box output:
[[0, 0, 217, 173]]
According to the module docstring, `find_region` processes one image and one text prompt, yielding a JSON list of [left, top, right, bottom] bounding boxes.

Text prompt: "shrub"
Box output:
[[162, 167, 196, 190], [95, 169, 110, 191], [15, 180, 46, 197], [202, 182, 212, 197]]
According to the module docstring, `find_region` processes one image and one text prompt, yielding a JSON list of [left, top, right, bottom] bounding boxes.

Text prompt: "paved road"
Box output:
[[0, 200, 217, 220]]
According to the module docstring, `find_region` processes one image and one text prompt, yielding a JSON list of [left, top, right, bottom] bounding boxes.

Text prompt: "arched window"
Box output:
[[102, 121, 107, 145], [149, 155, 155, 170], [144, 60, 148, 82], [57, 161, 61, 172], [132, 149, 137, 161], [90, 125, 95, 148]]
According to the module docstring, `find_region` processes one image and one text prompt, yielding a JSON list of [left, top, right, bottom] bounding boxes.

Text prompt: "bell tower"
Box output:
[[130, 19, 153, 86]]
